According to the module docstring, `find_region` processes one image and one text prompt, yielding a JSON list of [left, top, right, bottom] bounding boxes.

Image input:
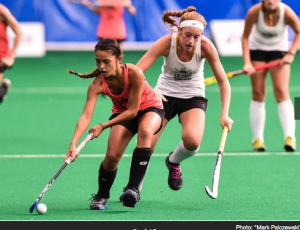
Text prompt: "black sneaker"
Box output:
[[89, 194, 108, 210], [0, 79, 11, 103], [119, 187, 141, 203], [165, 152, 183, 191], [120, 187, 140, 208]]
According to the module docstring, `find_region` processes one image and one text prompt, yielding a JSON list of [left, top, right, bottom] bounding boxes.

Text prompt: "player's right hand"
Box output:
[[155, 91, 167, 105], [243, 63, 255, 76], [65, 144, 77, 163]]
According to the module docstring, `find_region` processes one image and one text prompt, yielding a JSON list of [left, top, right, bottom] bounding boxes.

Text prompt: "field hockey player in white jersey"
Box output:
[[241, 0, 300, 152], [134, 6, 234, 192]]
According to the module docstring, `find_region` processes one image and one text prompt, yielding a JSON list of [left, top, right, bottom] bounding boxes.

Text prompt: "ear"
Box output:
[[177, 26, 182, 35], [117, 55, 122, 62]]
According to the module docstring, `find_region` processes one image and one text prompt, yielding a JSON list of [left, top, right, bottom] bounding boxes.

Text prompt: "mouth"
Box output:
[[186, 44, 193, 49]]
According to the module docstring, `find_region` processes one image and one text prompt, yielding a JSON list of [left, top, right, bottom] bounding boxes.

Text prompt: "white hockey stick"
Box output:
[[205, 126, 228, 199]]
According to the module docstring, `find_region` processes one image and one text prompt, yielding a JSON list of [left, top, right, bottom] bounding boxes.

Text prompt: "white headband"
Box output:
[[167, 20, 205, 32], [180, 20, 205, 31]]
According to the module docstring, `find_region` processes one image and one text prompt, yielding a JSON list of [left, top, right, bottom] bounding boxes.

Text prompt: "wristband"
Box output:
[[287, 51, 295, 56], [99, 123, 105, 130]]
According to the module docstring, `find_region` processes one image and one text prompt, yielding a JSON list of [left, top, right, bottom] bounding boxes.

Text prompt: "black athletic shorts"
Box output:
[[162, 95, 208, 122], [0, 65, 10, 73], [109, 107, 165, 136], [250, 50, 287, 62]]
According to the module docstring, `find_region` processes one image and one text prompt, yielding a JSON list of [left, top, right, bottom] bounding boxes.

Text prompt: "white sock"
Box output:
[[278, 100, 296, 141], [169, 141, 199, 164], [250, 100, 265, 142]]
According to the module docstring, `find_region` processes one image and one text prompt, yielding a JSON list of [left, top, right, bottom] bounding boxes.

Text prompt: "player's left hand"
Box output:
[[281, 53, 294, 65], [89, 125, 104, 139]]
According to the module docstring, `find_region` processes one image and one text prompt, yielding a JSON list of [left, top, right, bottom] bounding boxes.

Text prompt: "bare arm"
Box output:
[[89, 64, 144, 137], [283, 5, 300, 63], [201, 37, 233, 130], [80, 0, 101, 14], [136, 34, 171, 73], [241, 4, 259, 73], [64, 80, 99, 162], [0, 4, 22, 65]]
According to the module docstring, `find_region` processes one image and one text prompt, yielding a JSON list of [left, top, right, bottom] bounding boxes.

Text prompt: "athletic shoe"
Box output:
[[284, 136, 296, 152], [89, 194, 108, 210], [0, 79, 11, 103], [165, 152, 183, 191], [119, 187, 140, 203], [120, 187, 140, 208], [252, 139, 266, 152]]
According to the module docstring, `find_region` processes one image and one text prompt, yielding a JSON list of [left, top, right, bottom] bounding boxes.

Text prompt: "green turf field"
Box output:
[[0, 51, 300, 223]]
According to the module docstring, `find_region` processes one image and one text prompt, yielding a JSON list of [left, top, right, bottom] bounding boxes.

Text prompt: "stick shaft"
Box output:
[[218, 126, 228, 152], [33, 132, 94, 202], [204, 61, 281, 86]]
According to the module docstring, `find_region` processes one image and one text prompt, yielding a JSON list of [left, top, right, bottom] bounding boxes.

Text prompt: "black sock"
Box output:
[[97, 162, 117, 199], [126, 147, 151, 189], [0, 84, 8, 103]]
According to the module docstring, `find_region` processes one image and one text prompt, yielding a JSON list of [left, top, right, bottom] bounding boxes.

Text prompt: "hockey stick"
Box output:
[[29, 132, 94, 213], [204, 60, 281, 85], [205, 126, 228, 199]]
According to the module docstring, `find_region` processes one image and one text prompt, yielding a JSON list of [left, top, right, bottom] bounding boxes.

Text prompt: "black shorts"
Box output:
[[162, 95, 208, 122], [109, 107, 165, 136], [0, 65, 11, 73], [250, 50, 287, 62]]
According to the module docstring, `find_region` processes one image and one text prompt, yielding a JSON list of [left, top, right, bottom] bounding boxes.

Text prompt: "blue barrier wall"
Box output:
[[1, 0, 299, 42]]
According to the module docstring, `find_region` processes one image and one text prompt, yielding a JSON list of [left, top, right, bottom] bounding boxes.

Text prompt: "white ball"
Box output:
[[36, 203, 47, 214]]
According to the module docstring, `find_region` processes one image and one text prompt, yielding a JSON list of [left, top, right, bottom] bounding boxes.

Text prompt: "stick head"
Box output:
[[29, 201, 38, 213], [205, 186, 218, 199]]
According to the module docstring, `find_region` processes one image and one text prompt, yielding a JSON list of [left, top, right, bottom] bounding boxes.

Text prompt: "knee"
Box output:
[[104, 152, 121, 170], [182, 138, 200, 151], [252, 89, 265, 101], [138, 126, 153, 140], [274, 89, 289, 102]]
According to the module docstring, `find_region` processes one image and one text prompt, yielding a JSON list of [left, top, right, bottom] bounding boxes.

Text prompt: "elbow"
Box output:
[[128, 109, 138, 119]]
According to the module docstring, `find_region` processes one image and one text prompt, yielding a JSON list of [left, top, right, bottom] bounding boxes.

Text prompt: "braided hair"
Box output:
[[162, 6, 207, 29], [67, 38, 122, 79]]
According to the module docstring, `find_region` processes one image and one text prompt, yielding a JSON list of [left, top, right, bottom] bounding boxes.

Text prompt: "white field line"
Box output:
[[8, 86, 300, 94], [0, 152, 300, 158]]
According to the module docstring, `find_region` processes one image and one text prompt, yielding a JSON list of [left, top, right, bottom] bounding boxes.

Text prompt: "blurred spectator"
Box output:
[[80, 0, 136, 49], [0, 3, 22, 104]]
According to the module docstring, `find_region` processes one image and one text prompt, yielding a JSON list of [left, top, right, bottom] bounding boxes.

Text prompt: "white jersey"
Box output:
[[154, 32, 206, 99], [249, 2, 289, 51]]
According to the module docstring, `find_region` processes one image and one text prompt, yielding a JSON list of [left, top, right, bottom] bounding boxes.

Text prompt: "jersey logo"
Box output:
[[261, 32, 277, 38], [174, 68, 192, 80]]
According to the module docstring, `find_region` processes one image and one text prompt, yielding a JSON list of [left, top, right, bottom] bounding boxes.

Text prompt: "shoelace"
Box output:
[[123, 187, 140, 199], [168, 164, 181, 179], [89, 194, 101, 202]]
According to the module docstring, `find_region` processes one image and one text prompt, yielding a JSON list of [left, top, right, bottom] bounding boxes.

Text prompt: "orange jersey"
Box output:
[[101, 63, 163, 114], [97, 7, 126, 40], [0, 20, 9, 59]]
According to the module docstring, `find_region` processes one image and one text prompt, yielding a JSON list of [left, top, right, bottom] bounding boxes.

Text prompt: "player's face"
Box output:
[[179, 27, 203, 51], [95, 50, 119, 77], [262, 0, 280, 11]]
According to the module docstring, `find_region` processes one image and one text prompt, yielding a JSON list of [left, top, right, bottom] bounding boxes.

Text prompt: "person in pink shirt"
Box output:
[[65, 38, 164, 210], [80, 0, 136, 49], [0, 3, 22, 103]]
